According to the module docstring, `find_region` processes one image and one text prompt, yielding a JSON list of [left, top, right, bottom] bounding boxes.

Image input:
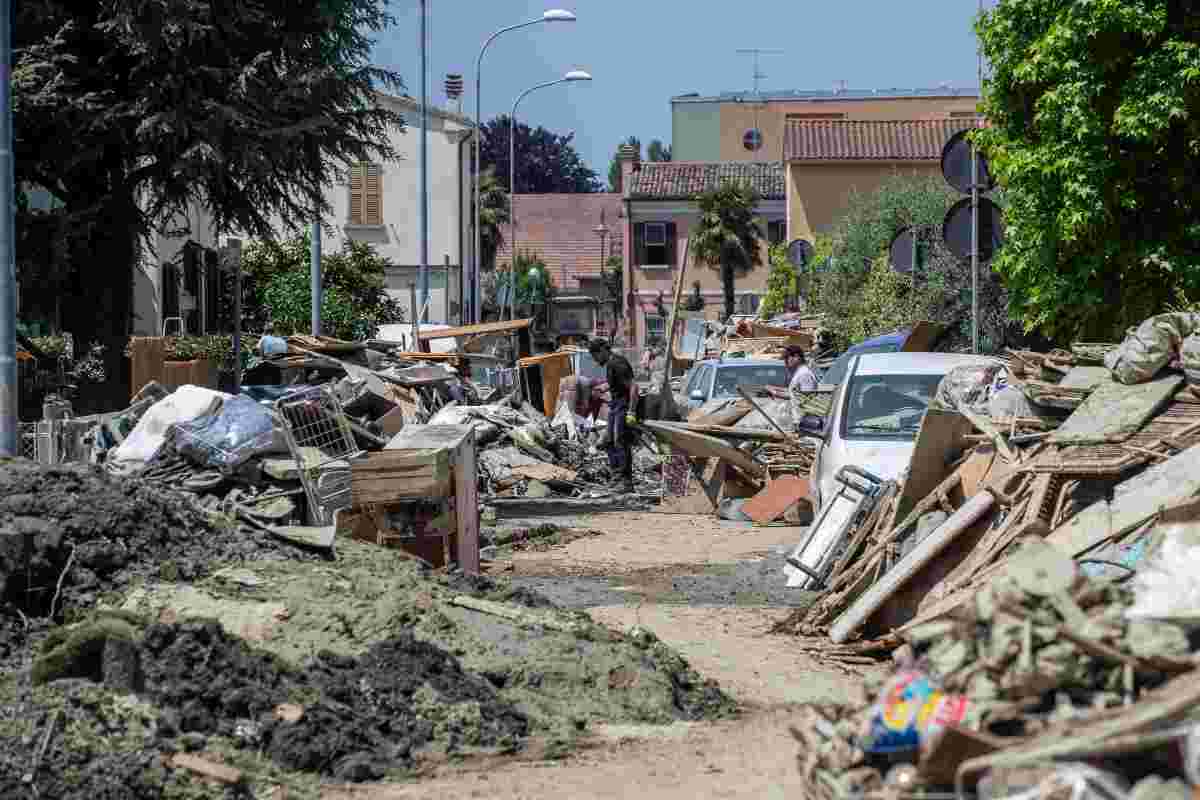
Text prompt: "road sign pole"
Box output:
[[970, 144, 979, 354]]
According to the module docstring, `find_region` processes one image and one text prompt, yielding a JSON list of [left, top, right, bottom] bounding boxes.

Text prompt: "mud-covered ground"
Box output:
[[0, 463, 741, 800]]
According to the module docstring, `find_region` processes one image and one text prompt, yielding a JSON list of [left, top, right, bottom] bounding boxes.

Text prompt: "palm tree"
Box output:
[[477, 167, 511, 270], [689, 181, 765, 320]]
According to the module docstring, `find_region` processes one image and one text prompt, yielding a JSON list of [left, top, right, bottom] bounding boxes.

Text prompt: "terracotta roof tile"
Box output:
[[628, 162, 786, 200], [495, 193, 624, 290], [783, 119, 974, 161]]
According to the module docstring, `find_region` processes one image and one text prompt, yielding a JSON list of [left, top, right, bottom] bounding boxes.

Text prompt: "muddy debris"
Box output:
[[0, 461, 323, 618]]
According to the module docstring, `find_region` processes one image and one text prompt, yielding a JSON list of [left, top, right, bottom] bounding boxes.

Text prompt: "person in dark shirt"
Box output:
[[588, 339, 638, 494]]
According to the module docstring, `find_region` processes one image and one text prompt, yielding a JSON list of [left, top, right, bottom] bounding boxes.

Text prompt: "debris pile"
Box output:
[[775, 313, 1200, 798]]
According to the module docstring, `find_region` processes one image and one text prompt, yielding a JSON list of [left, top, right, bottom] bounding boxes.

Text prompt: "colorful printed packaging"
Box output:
[[857, 670, 970, 755]]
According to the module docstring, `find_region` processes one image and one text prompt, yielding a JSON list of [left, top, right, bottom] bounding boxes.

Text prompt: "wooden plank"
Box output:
[[129, 337, 165, 401], [417, 318, 533, 341], [742, 475, 811, 523], [168, 753, 243, 785], [454, 433, 480, 576], [887, 409, 974, 533], [656, 237, 690, 420], [510, 462, 578, 482], [900, 320, 945, 353], [385, 423, 474, 453], [654, 420, 789, 443], [640, 420, 767, 479], [351, 450, 451, 504], [1049, 372, 1183, 445], [689, 399, 752, 426], [1047, 442, 1200, 557]]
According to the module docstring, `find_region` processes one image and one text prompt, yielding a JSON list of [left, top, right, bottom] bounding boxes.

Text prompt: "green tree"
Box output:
[[488, 251, 556, 315], [647, 139, 673, 163], [975, 0, 1200, 340], [479, 117, 600, 193], [240, 234, 404, 339], [759, 244, 799, 319], [601, 255, 624, 319], [477, 167, 511, 270], [690, 182, 765, 319], [14, 0, 402, 378]]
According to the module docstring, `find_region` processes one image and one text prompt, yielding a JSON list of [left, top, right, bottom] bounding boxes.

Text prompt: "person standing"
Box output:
[[588, 339, 638, 493], [783, 344, 822, 432]]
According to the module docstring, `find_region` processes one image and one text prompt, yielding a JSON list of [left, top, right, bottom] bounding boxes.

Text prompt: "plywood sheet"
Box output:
[[887, 409, 974, 532], [1049, 373, 1183, 445], [641, 420, 766, 479], [742, 475, 811, 523]]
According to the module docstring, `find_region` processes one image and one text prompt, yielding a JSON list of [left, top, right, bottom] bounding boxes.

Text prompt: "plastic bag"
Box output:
[[1182, 331, 1200, 387], [856, 669, 969, 755], [110, 386, 228, 469], [171, 395, 284, 473], [931, 363, 1006, 414], [1105, 312, 1200, 385]]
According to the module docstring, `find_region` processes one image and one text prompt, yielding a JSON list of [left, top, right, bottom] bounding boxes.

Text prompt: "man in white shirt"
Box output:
[[784, 345, 822, 432]]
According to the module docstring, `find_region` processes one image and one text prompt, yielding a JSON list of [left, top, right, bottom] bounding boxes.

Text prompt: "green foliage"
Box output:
[[975, 0, 1200, 341], [13, 0, 403, 357], [480, 117, 600, 193], [606, 136, 671, 191], [806, 177, 1018, 353], [760, 245, 799, 318], [689, 181, 765, 319], [647, 140, 672, 163], [490, 251, 557, 312], [240, 234, 404, 340], [602, 255, 624, 317], [478, 167, 511, 270]]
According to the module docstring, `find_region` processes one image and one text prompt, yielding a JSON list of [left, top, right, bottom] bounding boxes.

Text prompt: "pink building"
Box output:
[[615, 144, 786, 349]]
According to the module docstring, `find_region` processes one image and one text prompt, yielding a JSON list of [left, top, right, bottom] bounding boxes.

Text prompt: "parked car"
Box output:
[[676, 358, 790, 412], [810, 352, 1001, 513], [817, 322, 947, 390]]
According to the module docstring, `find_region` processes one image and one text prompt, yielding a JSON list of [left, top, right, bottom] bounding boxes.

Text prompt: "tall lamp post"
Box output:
[[593, 217, 610, 337], [473, 9, 576, 324], [508, 70, 592, 321]]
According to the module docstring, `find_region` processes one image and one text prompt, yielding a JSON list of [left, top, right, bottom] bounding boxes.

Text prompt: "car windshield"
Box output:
[[711, 364, 789, 398], [841, 373, 943, 439]]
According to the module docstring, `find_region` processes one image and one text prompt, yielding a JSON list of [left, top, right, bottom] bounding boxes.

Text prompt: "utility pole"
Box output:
[[419, 0, 430, 322], [310, 219, 321, 336], [971, 0, 983, 354], [0, 0, 17, 454]]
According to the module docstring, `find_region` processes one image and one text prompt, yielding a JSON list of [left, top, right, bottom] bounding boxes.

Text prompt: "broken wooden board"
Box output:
[[1049, 373, 1183, 445], [653, 420, 790, 443], [886, 408, 975, 533], [1057, 365, 1111, 391], [900, 320, 946, 353], [640, 420, 767, 480], [688, 398, 752, 426], [742, 475, 811, 524], [168, 753, 243, 785], [509, 462, 578, 483], [1047, 442, 1200, 557]]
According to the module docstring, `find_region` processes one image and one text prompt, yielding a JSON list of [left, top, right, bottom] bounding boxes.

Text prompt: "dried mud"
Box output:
[[0, 461, 322, 618]]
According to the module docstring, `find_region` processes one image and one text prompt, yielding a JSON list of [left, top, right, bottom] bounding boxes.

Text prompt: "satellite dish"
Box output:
[[941, 129, 996, 195], [786, 238, 814, 268], [888, 227, 923, 275], [942, 197, 1005, 263]]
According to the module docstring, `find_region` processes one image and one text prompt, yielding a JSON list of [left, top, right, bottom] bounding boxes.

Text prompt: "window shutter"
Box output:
[[183, 245, 200, 296], [349, 163, 365, 224], [204, 249, 220, 333], [665, 222, 677, 266], [364, 164, 383, 225], [633, 223, 646, 267], [161, 263, 179, 318]]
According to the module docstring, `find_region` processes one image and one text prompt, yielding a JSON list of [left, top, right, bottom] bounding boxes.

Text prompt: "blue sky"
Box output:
[[373, 1, 988, 179]]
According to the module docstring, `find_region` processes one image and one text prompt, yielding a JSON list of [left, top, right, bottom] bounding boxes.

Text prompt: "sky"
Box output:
[[372, 1, 989, 180]]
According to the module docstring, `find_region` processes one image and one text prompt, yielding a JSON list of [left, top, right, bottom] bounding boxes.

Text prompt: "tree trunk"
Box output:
[[62, 203, 138, 405], [722, 261, 735, 320]]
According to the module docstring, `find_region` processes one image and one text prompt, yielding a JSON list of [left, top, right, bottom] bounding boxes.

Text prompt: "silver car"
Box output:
[[678, 358, 790, 412], [810, 352, 1001, 512]]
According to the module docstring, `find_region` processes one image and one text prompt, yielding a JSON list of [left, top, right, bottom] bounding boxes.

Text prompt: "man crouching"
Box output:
[[587, 338, 638, 494]]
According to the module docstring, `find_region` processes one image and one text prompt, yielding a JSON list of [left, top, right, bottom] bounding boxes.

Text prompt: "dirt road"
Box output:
[[337, 512, 874, 799]]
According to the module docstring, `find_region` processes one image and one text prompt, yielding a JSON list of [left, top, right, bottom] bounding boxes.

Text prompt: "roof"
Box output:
[[375, 91, 474, 128], [628, 162, 786, 201], [672, 87, 981, 104], [784, 119, 970, 162], [494, 193, 624, 290], [851, 352, 999, 377]]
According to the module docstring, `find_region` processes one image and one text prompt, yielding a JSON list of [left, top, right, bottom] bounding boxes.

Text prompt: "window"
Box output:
[[645, 223, 668, 264], [349, 163, 383, 225], [685, 364, 713, 398], [644, 313, 666, 346], [711, 364, 789, 399], [840, 373, 943, 440], [785, 112, 846, 120], [743, 128, 763, 151], [634, 222, 676, 267], [767, 220, 786, 245]]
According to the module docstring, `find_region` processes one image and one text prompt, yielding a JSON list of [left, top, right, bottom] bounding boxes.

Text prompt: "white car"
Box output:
[[810, 352, 1001, 512]]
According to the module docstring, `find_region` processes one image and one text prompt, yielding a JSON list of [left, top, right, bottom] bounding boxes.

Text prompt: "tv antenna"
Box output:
[[735, 48, 783, 160]]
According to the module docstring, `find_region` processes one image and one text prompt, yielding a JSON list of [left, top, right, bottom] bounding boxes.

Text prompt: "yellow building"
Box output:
[[671, 87, 982, 244]]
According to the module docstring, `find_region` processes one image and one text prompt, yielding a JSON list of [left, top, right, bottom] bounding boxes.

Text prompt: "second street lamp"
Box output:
[[473, 9, 576, 324], [508, 69, 592, 321]]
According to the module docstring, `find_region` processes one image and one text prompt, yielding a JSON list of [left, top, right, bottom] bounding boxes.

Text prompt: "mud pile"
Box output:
[[0, 461, 321, 617]]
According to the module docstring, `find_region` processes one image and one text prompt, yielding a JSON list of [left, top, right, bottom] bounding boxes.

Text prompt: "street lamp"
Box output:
[[473, 9, 577, 324], [508, 69, 592, 321]]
